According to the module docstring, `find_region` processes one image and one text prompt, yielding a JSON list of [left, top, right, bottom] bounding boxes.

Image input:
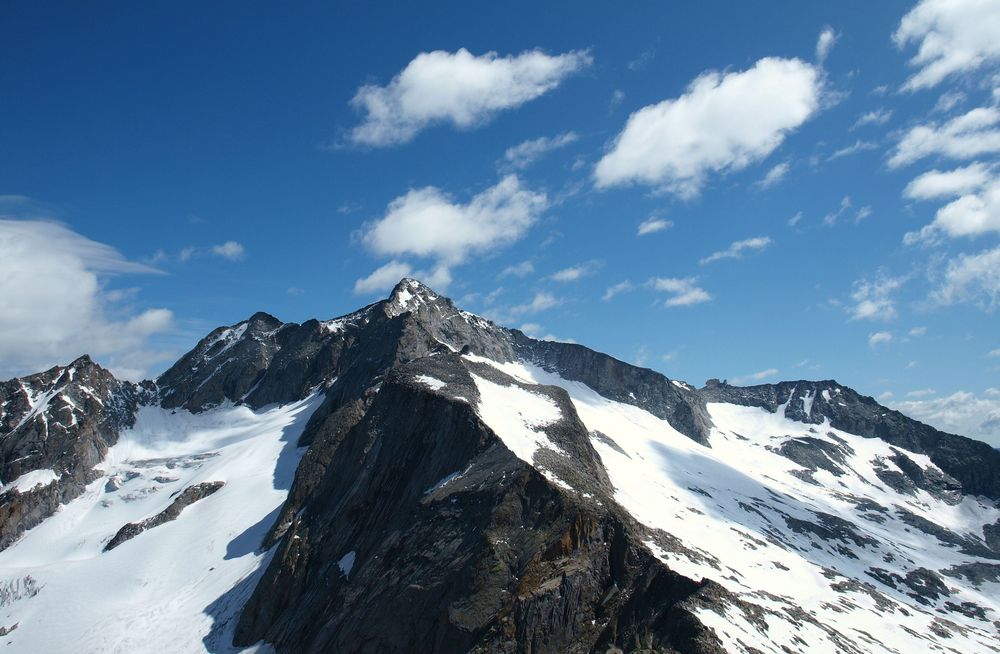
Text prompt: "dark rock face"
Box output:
[[701, 379, 1000, 500], [235, 357, 728, 653], [104, 481, 224, 551], [777, 436, 853, 478], [0, 356, 150, 549], [157, 312, 287, 411], [942, 561, 1000, 587]]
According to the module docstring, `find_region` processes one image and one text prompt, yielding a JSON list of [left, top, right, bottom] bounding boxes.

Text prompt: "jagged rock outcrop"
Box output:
[[104, 481, 225, 551], [0, 356, 151, 549], [157, 311, 287, 411]]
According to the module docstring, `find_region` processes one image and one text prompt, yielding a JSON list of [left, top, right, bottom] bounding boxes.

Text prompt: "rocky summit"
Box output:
[[0, 278, 998, 653]]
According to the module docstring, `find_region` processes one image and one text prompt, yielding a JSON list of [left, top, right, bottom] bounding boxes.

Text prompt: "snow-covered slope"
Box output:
[[0, 394, 321, 652], [464, 356, 1000, 654]]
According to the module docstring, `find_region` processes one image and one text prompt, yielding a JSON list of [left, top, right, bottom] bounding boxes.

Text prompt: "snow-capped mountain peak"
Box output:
[[1, 279, 998, 653]]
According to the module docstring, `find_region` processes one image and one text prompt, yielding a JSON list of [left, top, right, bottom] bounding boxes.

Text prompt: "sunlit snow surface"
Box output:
[[465, 355, 1000, 654], [1, 469, 59, 494], [0, 394, 321, 653]]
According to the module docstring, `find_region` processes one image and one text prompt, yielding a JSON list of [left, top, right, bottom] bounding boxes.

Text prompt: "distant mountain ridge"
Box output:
[[0, 278, 998, 653]]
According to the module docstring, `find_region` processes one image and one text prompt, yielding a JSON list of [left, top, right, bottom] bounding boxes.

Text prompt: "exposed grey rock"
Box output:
[[941, 562, 1000, 587], [784, 512, 880, 553], [894, 507, 1000, 559], [104, 481, 224, 551], [157, 312, 287, 411], [777, 436, 853, 478], [0, 356, 151, 549], [901, 567, 951, 605], [984, 519, 1000, 551]]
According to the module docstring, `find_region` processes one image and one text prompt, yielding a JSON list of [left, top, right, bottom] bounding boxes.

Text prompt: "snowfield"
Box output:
[[466, 355, 1000, 654], [0, 394, 321, 653]]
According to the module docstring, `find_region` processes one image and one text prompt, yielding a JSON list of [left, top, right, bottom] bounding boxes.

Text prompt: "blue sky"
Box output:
[[2, 1, 999, 442]]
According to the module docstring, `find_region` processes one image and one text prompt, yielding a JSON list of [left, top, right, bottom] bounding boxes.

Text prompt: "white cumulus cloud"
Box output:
[[353, 261, 414, 295], [353, 260, 451, 295], [594, 57, 822, 197], [350, 48, 591, 146], [360, 175, 547, 269], [518, 322, 576, 343], [849, 272, 906, 322], [903, 162, 994, 200], [906, 176, 1000, 243], [889, 107, 1000, 169], [894, 0, 1000, 91], [928, 244, 1000, 310]]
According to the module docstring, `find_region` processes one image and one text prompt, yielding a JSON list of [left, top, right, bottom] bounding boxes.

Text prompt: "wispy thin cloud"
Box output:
[[648, 277, 711, 307], [700, 236, 772, 265], [637, 216, 673, 236]]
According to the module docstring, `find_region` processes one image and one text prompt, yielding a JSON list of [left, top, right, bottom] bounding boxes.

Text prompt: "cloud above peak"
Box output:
[[361, 175, 547, 265], [350, 48, 591, 146], [594, 57, 822, 197], [355, 176, 547, 295]]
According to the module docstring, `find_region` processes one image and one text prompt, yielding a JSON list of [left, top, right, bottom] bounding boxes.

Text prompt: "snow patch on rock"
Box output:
[[469, 373, 562, 464], [1, 469, 59, 494]]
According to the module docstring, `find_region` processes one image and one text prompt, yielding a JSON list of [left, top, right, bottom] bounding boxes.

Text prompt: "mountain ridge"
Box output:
[[0, 277, 998, 653]]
